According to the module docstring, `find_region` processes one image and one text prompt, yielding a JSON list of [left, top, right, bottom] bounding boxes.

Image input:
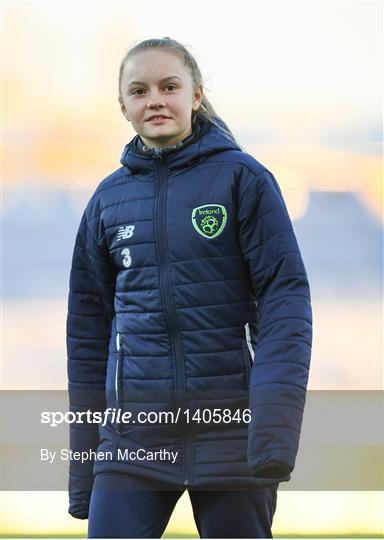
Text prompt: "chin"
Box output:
[[144, 132, 181, 146]]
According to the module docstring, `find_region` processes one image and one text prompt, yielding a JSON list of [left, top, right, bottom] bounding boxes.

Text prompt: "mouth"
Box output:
[[146, 115, 171, 122]]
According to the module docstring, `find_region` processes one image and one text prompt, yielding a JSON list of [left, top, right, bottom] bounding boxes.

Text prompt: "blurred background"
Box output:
[[1, 0, 383, 537]]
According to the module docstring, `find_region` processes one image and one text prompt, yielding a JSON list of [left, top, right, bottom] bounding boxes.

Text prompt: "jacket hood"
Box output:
[[120, 115, 243, 175]]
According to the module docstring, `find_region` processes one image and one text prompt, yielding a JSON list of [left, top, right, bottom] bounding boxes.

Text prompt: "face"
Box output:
[[119, 49, 203, 148]]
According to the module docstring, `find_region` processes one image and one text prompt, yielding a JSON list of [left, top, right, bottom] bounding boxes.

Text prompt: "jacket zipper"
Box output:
[[153, 153, 192, 487]]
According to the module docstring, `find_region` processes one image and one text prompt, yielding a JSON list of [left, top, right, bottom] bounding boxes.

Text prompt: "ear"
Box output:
[[119, 97, 130, 120], [192, 85, 204, 112]]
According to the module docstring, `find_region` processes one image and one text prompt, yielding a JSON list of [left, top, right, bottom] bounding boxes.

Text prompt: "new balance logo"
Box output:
[[116, 225, 135, 241]]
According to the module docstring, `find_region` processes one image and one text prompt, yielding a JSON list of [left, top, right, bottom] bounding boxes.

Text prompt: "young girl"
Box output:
[[66, 37, 312, 538]]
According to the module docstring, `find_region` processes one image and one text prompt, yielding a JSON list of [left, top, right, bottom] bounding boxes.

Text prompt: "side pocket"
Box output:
[[243, 322, 254, 369], [115, 332, 123, 435], [242, 322, 254, 389]]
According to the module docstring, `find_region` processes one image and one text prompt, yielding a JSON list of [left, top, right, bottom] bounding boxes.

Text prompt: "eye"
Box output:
[[164, 84, 177, 91], [131, 88, 145, 95]]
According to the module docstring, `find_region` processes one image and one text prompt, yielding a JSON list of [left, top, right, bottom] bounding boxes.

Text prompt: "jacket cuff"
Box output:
[[68, 473, 94, 520], [68, 496, 91, 520], [248, 448, 295, 480]]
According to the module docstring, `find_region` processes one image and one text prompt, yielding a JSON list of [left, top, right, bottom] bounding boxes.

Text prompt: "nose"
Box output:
[[147, 92, 165, 109], [147, 100, 165, 110]]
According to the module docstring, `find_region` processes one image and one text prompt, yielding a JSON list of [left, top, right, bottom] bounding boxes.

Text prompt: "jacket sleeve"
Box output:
[[66, 208, 116, 519], [237, 167, 313, 482]]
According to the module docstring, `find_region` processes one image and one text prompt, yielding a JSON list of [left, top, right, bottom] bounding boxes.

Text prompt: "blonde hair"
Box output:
[[118, 37, 242, 147]]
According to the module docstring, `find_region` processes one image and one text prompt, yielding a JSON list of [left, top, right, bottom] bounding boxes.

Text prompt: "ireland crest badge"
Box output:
[[191, 204, 227, 239]]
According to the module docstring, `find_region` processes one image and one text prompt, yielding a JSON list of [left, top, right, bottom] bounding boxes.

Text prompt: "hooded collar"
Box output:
[[120, 115, 242, 176], [136, 123, 196, 156]]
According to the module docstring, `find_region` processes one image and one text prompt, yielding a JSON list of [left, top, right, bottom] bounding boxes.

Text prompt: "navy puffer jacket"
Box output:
[[66, 115, 312, 519]]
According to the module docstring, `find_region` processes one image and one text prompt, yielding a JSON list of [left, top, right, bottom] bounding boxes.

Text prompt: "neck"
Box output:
[[139, 127, 196, 155]]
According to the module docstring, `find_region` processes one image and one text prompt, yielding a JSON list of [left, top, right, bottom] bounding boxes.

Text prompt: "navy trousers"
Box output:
[[88, 472, 278, 538]]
